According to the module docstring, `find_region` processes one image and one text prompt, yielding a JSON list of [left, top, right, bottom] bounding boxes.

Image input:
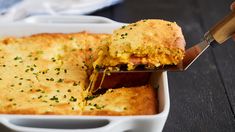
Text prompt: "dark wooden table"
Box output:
[[1, 0, 235, 131]]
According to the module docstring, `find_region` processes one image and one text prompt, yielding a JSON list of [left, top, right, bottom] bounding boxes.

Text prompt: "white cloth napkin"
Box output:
[[0, 0, 122, 22]]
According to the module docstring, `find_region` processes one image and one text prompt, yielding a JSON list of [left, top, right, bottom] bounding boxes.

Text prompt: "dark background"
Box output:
[[1, 0, 235, 131]]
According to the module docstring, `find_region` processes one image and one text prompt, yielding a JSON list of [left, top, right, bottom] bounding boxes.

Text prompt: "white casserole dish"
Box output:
[[0, 15, 170, 132]]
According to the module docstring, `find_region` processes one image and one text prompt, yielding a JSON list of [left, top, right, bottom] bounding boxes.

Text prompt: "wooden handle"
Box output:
[[210, 10, 235, 44]]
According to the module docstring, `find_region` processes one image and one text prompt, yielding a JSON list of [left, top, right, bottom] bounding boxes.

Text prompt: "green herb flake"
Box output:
[[55, 68, 60, 71], [73, 82, 78, 86], [85, 95, 98, 101], [36, 89, 41, 92], [51, 57, 56, 62], [69, 96, 77, 102], [14, 56, 22, 60], [93, 104, 105, 109], [57, 78, 63, 83], [50, 96, 58, 101]]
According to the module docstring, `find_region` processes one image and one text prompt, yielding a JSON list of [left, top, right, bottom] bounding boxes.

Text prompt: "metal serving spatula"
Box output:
[[100, 10, 235, 73]]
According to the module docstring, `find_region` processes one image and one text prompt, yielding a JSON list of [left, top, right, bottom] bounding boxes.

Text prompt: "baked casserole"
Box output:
[[0, 19, 185, 115]]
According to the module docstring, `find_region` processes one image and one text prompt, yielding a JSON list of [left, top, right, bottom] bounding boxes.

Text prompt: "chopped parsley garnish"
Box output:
[[51, 57, 56, 62], [93, 104, 105, 109], [85, 95, 98, 101], [50, 78, 54, 81], [73, 82, 79, 86], [69, 96, 77, 102], [57, 78, 63, 83], [55, 68, 60, 71], [38, 95, 43, 99], [14, 56, 22, 60], [50, 96, 58, 101], [36, 89, 41, 92]]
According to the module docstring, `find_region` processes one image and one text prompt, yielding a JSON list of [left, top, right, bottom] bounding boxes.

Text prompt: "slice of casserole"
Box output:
[[98, 19, 185, 70], [83, 85, 158, 115]]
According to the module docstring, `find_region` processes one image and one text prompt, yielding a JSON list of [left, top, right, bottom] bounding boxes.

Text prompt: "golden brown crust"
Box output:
[[0, 32, 109, 115], [83, 85, 158, 115]]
